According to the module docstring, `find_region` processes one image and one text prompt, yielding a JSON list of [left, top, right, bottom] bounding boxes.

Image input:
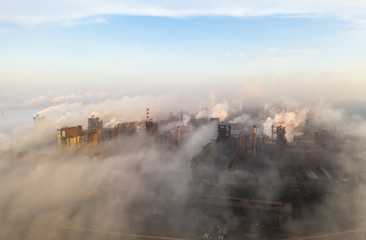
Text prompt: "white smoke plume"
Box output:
[[231, 113, 251, 123], [104, 118, 120, 128], [52, 94, 81, 103], [263, 108, 308, 141], [195, 109, 208, 119], [35, 104, 65, 116], [210, 101, 229, 121]]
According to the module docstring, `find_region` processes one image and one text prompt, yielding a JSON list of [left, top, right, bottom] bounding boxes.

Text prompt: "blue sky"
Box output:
[[1, 1, 366, 107]]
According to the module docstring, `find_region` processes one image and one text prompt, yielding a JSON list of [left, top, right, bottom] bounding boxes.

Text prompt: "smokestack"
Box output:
[[176, 126, 181, 146], [146, 108, 150, 123], [239, 131, 243, 146], [271, 125, 274, 139], [180, 111, 183, 122], [253, 125, 257, 158]]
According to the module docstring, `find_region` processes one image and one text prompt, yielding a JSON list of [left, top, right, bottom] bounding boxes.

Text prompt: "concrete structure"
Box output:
[[57, 125, 98, 151], [190, 119, 353, 232], [57, 118, 138, 151]]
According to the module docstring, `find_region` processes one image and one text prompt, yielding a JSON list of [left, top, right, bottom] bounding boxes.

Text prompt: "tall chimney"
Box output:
[[146, 108, 150, 123], [253, 125, 257, 158], [177, 126, 181, 146], [180, 111, 183, 122], [271, 125, 274, 139], [239, 131, 243, 146]]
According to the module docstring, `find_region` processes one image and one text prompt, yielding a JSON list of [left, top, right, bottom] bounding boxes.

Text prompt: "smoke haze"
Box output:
[[1, 94, 366, 239]]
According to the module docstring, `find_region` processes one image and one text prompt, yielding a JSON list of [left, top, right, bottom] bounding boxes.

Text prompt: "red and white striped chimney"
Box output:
[[146, 108, 150, 123]]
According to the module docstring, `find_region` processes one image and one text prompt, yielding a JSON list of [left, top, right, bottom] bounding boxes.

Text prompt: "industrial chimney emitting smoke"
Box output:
[[146, 108, 158, 133]]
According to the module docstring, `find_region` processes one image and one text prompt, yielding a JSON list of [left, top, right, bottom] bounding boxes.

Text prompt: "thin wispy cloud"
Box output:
[[92, 17, 109, 24], [1, 1, 366, 26], [248, 48, 317, 64], [52, 94, 81, 103]]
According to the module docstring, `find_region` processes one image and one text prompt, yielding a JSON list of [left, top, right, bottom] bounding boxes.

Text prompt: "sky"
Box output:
[[1, 0, 366, 108]]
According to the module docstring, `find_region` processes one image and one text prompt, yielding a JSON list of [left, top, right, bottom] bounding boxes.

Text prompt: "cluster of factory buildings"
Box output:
[[51, 107, 361, 238], [56, 108, 182, 151]]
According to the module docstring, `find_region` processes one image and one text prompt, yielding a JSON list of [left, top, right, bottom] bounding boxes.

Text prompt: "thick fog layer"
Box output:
[[0, 95, 366, 239]]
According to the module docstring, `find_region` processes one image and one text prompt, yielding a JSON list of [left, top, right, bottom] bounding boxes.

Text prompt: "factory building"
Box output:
[[57, 116, 139, 151], [57, 125, 98, 150], [189, 120, 353, 233], [56, 108, 188, 152]]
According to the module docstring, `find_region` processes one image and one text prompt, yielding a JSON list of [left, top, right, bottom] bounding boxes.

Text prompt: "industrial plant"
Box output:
[[56, 108, 181, 152], [45, 107, 365, 239]]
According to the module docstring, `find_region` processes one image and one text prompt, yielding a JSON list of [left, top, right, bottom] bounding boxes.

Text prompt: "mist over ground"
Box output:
[[1, 94, 366, 239]]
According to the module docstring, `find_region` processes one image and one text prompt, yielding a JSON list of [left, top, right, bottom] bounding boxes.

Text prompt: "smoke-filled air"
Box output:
[[0, 94, 366, 240]]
